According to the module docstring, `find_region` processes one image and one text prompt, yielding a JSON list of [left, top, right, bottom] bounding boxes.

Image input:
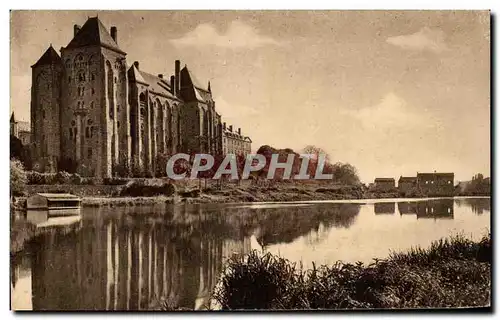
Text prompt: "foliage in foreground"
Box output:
[[10, 159, 27, 197], [212, 234, 491, 310]]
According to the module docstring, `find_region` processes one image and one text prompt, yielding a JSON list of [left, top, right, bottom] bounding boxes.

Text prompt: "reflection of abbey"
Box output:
[[30, 17, 252, 178]]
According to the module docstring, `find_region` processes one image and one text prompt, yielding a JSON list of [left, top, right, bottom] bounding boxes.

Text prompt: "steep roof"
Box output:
[[31, 45, 62, 68], [65, 17, 125, 55], [139, 70, 177, 100], [127, 64, 146, 84], [128, 65, 178, 100], [181, 66, 212, 103]]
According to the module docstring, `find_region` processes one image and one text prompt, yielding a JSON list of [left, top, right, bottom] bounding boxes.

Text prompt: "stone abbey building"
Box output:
[[30, 17, 251, 178]]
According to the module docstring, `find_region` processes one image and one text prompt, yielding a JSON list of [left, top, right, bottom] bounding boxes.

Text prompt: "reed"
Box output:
[[212, 233, 491, 310]]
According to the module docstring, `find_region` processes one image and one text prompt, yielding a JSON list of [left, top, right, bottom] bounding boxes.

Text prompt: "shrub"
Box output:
[[71, 173, 83, 185], [10, 159, 27, 196], [120, 180, 176, 197], [55, 171, 72, 184], [103, 177, 130, 185], [26, 171, 45, 185], [213, 234, 491, 310]]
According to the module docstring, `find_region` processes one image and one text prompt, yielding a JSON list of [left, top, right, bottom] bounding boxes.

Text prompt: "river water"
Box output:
[[10, 197, 490, 311]]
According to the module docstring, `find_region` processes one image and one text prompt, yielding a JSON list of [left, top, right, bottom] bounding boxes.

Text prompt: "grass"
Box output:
[[211, 233, 491, 310]]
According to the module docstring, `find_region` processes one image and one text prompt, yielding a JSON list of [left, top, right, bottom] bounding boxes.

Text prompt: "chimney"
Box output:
[[134, 61, 139, 70], [158, 74, 163, 79], [238, 128, 241, 135], [175, 60, 181, 96], [74, 24, 81, 37], [110, 26, 117, 43], [229, 125, 233, 132], [223, 122, 226, 130], [170, 75, 175, 95]]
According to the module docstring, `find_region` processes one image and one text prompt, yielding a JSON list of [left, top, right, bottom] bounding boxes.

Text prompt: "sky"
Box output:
[[10, 10, 490, 183]]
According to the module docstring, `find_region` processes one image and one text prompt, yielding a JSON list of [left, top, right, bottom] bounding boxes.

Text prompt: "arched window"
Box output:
[[91, 73, 96, 81], [90, 101, 94, 109], [78, 72, 86, 82]]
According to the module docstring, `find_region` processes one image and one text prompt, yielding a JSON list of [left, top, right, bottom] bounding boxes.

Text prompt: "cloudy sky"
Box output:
[[10, 10, 490, 183]]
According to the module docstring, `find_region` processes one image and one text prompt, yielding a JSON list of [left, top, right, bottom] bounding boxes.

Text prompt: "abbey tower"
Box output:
[[31, 17, 252, 178]]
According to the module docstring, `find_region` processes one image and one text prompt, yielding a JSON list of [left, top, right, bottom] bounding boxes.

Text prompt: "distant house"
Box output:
[[374, 178, 395, 191], [10, 112, 31, 146], [398, 176, 417, 193], [416, 172, 454, 197]]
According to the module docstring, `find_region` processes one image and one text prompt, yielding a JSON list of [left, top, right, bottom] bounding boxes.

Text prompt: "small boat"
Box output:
[[26, 193, 81, 213]]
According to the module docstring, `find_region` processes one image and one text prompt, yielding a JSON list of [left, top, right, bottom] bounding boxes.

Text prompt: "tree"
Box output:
[[10, 135, 32, 170], [332, 162, 361, 185], [10, 159, 27, 197]]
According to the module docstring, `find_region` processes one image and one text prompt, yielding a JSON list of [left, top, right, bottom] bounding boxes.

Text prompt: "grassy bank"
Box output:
[[211, 234, 491, 310]]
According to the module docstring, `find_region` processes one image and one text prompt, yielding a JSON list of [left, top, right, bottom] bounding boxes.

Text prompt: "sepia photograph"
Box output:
[[9, 9, 491, 311]]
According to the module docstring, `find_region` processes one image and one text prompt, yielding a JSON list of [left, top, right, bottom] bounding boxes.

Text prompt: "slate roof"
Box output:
[[65, 17, 125, 54], [182, 66, 212, 103], [128, 64, 178, 100], [31, 45, 62, 68], [139, 70, 177, 100]]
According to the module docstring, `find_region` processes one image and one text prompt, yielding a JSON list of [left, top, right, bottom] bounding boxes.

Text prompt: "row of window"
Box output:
[[76, 87, 96, 97], [423, 180, 452, 185], [69, 72, 96, 83], [68, 126, 96, 140], [76, 101, 95, 109]]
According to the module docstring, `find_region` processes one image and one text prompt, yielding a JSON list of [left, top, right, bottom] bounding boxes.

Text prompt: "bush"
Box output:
[[26, 171, 45, 185], [103, 177, 130, 185], [55, 171, 72, 184], [213, 234, 491, 310], [71, 173, 83, 185], [120, 180, 176, 197], [10, 159, 27, 196]]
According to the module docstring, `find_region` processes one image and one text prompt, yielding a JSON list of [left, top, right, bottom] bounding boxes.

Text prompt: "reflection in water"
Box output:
[[374, 203, 395, 214], [398, 199, 454, 219], [455, 198, 491, 215], [10, 198, 490, 310], [16, 206, 251, 311]]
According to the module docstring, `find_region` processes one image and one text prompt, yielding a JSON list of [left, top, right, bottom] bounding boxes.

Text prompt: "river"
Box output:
[[10, 197, 490, 311]]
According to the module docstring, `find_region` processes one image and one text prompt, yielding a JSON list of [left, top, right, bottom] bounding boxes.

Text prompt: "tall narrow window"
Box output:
[[85, 127, 90, 138], [88, 148, 92, 158]]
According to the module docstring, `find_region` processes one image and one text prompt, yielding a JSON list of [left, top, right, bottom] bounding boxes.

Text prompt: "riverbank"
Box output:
[[207, 234, 491, 310], [19, 181, 409, 208]]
